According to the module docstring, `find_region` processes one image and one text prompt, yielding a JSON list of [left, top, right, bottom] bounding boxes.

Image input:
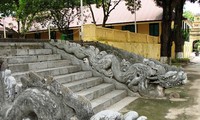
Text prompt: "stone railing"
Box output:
[[46, 40, 187, 98], [0, 38, 50, 42], [0, 61, 147, 120], [83, 24, 160, 60]]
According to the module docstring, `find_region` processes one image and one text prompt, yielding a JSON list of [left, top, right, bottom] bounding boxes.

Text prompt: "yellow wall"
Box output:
[[184, 41, 193, 58], [171, 42, 175, 59], [24, 21, 192, 59], [171, 41, 193, 59], [83, 24, 160, 60]]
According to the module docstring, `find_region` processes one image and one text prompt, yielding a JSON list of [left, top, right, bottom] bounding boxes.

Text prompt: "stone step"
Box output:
[[4, 54, 61, 64], [76, 83, 114, 101], [0, 49, 52, 56], [91, 90, 127, 113], [55, 71, 93, 84], [12, 65, 81, 82], [0, 42, 44, 49], [107, 97, 138, 112], [63, 77, 103, 92], [9, 60, 72, 73]]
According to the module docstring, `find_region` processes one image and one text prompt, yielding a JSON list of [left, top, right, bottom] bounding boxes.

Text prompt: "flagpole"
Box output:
[[3, 18, 6, 38], [80, 0, 83, 40], [134, 0, 137, 33]]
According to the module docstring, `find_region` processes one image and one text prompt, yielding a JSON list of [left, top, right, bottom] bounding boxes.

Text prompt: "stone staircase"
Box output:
[[0, 42, 137, 113]]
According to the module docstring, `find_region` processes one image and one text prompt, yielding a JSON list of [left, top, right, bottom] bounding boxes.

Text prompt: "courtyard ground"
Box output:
[[121, 54, 200, 120]]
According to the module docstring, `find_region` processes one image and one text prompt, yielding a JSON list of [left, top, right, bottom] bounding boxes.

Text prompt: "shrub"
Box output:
[[171, 58, 190, 63]]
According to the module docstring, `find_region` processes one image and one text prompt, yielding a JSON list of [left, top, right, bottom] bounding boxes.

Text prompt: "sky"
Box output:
[[184, 1, 200, 15]]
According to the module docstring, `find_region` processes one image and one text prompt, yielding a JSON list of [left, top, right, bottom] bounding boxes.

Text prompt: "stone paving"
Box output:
[[166, 54, 200, 120]]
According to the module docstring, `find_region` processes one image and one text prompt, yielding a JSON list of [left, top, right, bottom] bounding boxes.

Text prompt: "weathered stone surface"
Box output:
[[136, 116, 148, 120], [124, 111, 139, 120], [90, 110, 123, 120], [90, 110, 147, 120], [46, 40, 187, 98], [0, 41, 151, 120], [3, 69, 16, 101], [1, 71, 94, 120]]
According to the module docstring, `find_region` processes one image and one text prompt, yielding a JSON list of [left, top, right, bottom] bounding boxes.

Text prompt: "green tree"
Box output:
[[85, 0, 141, 27], [0, 0, 47, 37], [35, 0, 82, 37], [173, 0, 186, 58], [16, 0, 47, 36], [183, 11, 194, 22], [154, 0, 199, 60], [83, 0, 97, 24], [48, 0, 80, 34], [173, 0, 200, 58], [0, 0, 15, 16], [154, 0, 177, 63]]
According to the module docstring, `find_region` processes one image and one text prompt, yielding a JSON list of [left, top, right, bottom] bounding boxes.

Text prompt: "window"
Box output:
[[61, 30, 74, 41], [105, 26, 113, 29], [122, 25, 135, 32], [67, 30, 73, 41], [149, 23, 159, 36], [7, 34, 13, 38], [51, 31, 56, 39], [34, 33, 41, 39]]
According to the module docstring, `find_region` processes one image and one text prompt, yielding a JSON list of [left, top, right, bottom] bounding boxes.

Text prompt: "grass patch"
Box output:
[[122, 98, 188, 120], [171, 58, 190, 67], [171, 58, 190, 63], [122, 83, 195, 120]]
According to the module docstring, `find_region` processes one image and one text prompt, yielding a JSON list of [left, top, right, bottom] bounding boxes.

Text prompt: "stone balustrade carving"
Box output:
[[49, 40, 187, 98]]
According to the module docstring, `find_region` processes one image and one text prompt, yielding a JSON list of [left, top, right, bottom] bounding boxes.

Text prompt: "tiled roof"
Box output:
[[69, 0, 162, 27], [0, 17, 18, 32], [0, 0, 163, 32]]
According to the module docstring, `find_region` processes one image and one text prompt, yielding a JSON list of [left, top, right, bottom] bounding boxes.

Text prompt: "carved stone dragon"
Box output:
[[48, 40, 187, 98], [0, 69, 147, 120], [0, 71, 94, 120]]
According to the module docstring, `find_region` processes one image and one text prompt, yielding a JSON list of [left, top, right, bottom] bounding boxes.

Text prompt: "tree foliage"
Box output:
[[16, 0, 47, 35], [0, 0, 47, 36], [85, 0, 141, 27], [0, 0, 15, 17], [47, 0, 81, 34], [183, 11, 194, 22], [153, 0, 198, 60], [125, 0, 141, 14], [32, 0, 85, 36]]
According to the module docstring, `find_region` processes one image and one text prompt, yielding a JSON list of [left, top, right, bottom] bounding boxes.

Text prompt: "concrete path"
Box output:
[[166, 55, 200, 120]]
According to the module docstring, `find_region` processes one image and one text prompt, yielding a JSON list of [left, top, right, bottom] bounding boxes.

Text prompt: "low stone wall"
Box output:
[[46, 40, 187, 98], [0, 38, 50, 42]]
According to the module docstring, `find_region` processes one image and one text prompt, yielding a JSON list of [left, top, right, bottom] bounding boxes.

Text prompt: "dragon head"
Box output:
[[158, 71, 187, 88]]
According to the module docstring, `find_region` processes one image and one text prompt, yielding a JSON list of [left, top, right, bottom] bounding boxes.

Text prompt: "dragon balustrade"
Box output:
[[0, 64, 147, 120], [0, 39, 187, 120], [47, 40, 187, 98]]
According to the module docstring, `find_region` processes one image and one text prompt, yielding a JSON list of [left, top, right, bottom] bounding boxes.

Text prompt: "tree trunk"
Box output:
[[102, 16, 108, 27], [160, 0, 173, 63], [17, 20, 20, 38], [174, 0, 186, 58], [89, 4, 96, 25]]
